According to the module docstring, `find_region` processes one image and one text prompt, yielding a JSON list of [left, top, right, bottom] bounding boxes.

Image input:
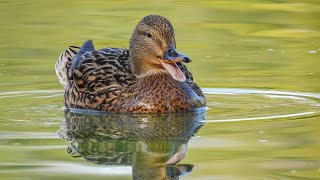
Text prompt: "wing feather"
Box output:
[[56, 40, 204, 110], [177, 62, 205, 99], [72, 48, 136, 93]]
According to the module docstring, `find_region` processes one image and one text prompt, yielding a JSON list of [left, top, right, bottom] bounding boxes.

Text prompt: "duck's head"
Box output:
[[129, 15, 191, 82]]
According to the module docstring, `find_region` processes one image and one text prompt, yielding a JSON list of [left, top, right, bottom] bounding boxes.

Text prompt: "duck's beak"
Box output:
[[162, 46, 191, 64], [160, 46, 191, 82]]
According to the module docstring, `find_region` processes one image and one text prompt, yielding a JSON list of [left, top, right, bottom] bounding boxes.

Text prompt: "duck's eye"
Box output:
[[146, 32, 153, 38]]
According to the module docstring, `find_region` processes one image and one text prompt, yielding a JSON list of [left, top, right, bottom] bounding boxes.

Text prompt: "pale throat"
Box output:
[[131, 52, 186, 82]]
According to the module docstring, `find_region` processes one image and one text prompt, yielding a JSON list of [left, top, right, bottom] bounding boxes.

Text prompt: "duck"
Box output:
[[55, 15, 206, 113]]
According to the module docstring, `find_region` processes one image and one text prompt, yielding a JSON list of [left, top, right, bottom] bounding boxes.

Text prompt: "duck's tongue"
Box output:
[[160, 61, 186, 82]]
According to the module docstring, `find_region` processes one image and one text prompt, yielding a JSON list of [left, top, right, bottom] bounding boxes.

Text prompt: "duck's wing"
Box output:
[[177, 62, 205, 99], [71, 40, 136, 93]]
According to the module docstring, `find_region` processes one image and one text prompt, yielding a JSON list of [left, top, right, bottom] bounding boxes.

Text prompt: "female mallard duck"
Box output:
[[55, 15, 206, 113]]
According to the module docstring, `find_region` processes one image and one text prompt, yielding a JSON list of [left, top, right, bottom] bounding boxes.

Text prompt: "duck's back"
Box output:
[[55, 40, 205, 112], [55, 40, 135, 109]]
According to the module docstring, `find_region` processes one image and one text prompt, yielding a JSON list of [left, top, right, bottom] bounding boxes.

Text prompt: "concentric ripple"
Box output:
[[0, 88, 319, 131], [203, 88, 320, 123]]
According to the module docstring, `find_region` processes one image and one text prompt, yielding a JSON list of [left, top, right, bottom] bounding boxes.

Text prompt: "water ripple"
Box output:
[[202, 111, 315, 123], [203, 88, 320, 122]]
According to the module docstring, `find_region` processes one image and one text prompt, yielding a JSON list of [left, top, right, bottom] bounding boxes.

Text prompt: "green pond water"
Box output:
[[1, 0, 320, 179]]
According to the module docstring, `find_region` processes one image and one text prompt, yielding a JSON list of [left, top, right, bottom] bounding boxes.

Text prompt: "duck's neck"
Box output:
[[135, 69, 168, 79], [137, 71, 184, 88]]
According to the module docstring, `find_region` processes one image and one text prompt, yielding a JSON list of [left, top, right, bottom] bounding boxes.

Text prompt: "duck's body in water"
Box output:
[[55, 15, 206, 113]]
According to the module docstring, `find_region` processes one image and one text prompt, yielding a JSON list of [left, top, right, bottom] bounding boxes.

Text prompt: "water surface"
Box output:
[[0, 0, 320, 179]]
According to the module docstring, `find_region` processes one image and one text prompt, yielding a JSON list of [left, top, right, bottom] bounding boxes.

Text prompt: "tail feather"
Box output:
[[55, 46, 80, 88]]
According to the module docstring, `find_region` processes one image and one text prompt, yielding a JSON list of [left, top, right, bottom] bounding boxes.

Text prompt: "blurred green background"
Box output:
[[1, 0, 319, 92], [0, 0, 320, 179]]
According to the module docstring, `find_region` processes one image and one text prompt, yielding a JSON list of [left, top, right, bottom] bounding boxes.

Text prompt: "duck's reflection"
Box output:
[[58, 109, 205, 179]]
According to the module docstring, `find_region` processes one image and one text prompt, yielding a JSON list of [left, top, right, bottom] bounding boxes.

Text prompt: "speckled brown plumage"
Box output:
[[55, 15, 206, 113]]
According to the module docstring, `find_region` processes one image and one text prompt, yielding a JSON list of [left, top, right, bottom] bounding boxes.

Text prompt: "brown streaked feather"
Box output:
[[176, 62, 204, 98], [57, 45, 205, 112], [63, 47, 136, 110], [55, 15, 206, 112], [72, 48, 136, 92]]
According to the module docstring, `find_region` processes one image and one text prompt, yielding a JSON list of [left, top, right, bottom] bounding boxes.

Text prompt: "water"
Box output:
[[1, 0, 320, 179], [1, 88, 320, 179]]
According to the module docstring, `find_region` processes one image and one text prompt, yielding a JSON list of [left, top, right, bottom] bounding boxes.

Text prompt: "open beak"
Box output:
[[160, 46, 191, 82]]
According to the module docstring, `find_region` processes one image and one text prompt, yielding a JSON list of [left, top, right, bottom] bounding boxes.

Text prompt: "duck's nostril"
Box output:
[[183, 57, 192, 63]]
